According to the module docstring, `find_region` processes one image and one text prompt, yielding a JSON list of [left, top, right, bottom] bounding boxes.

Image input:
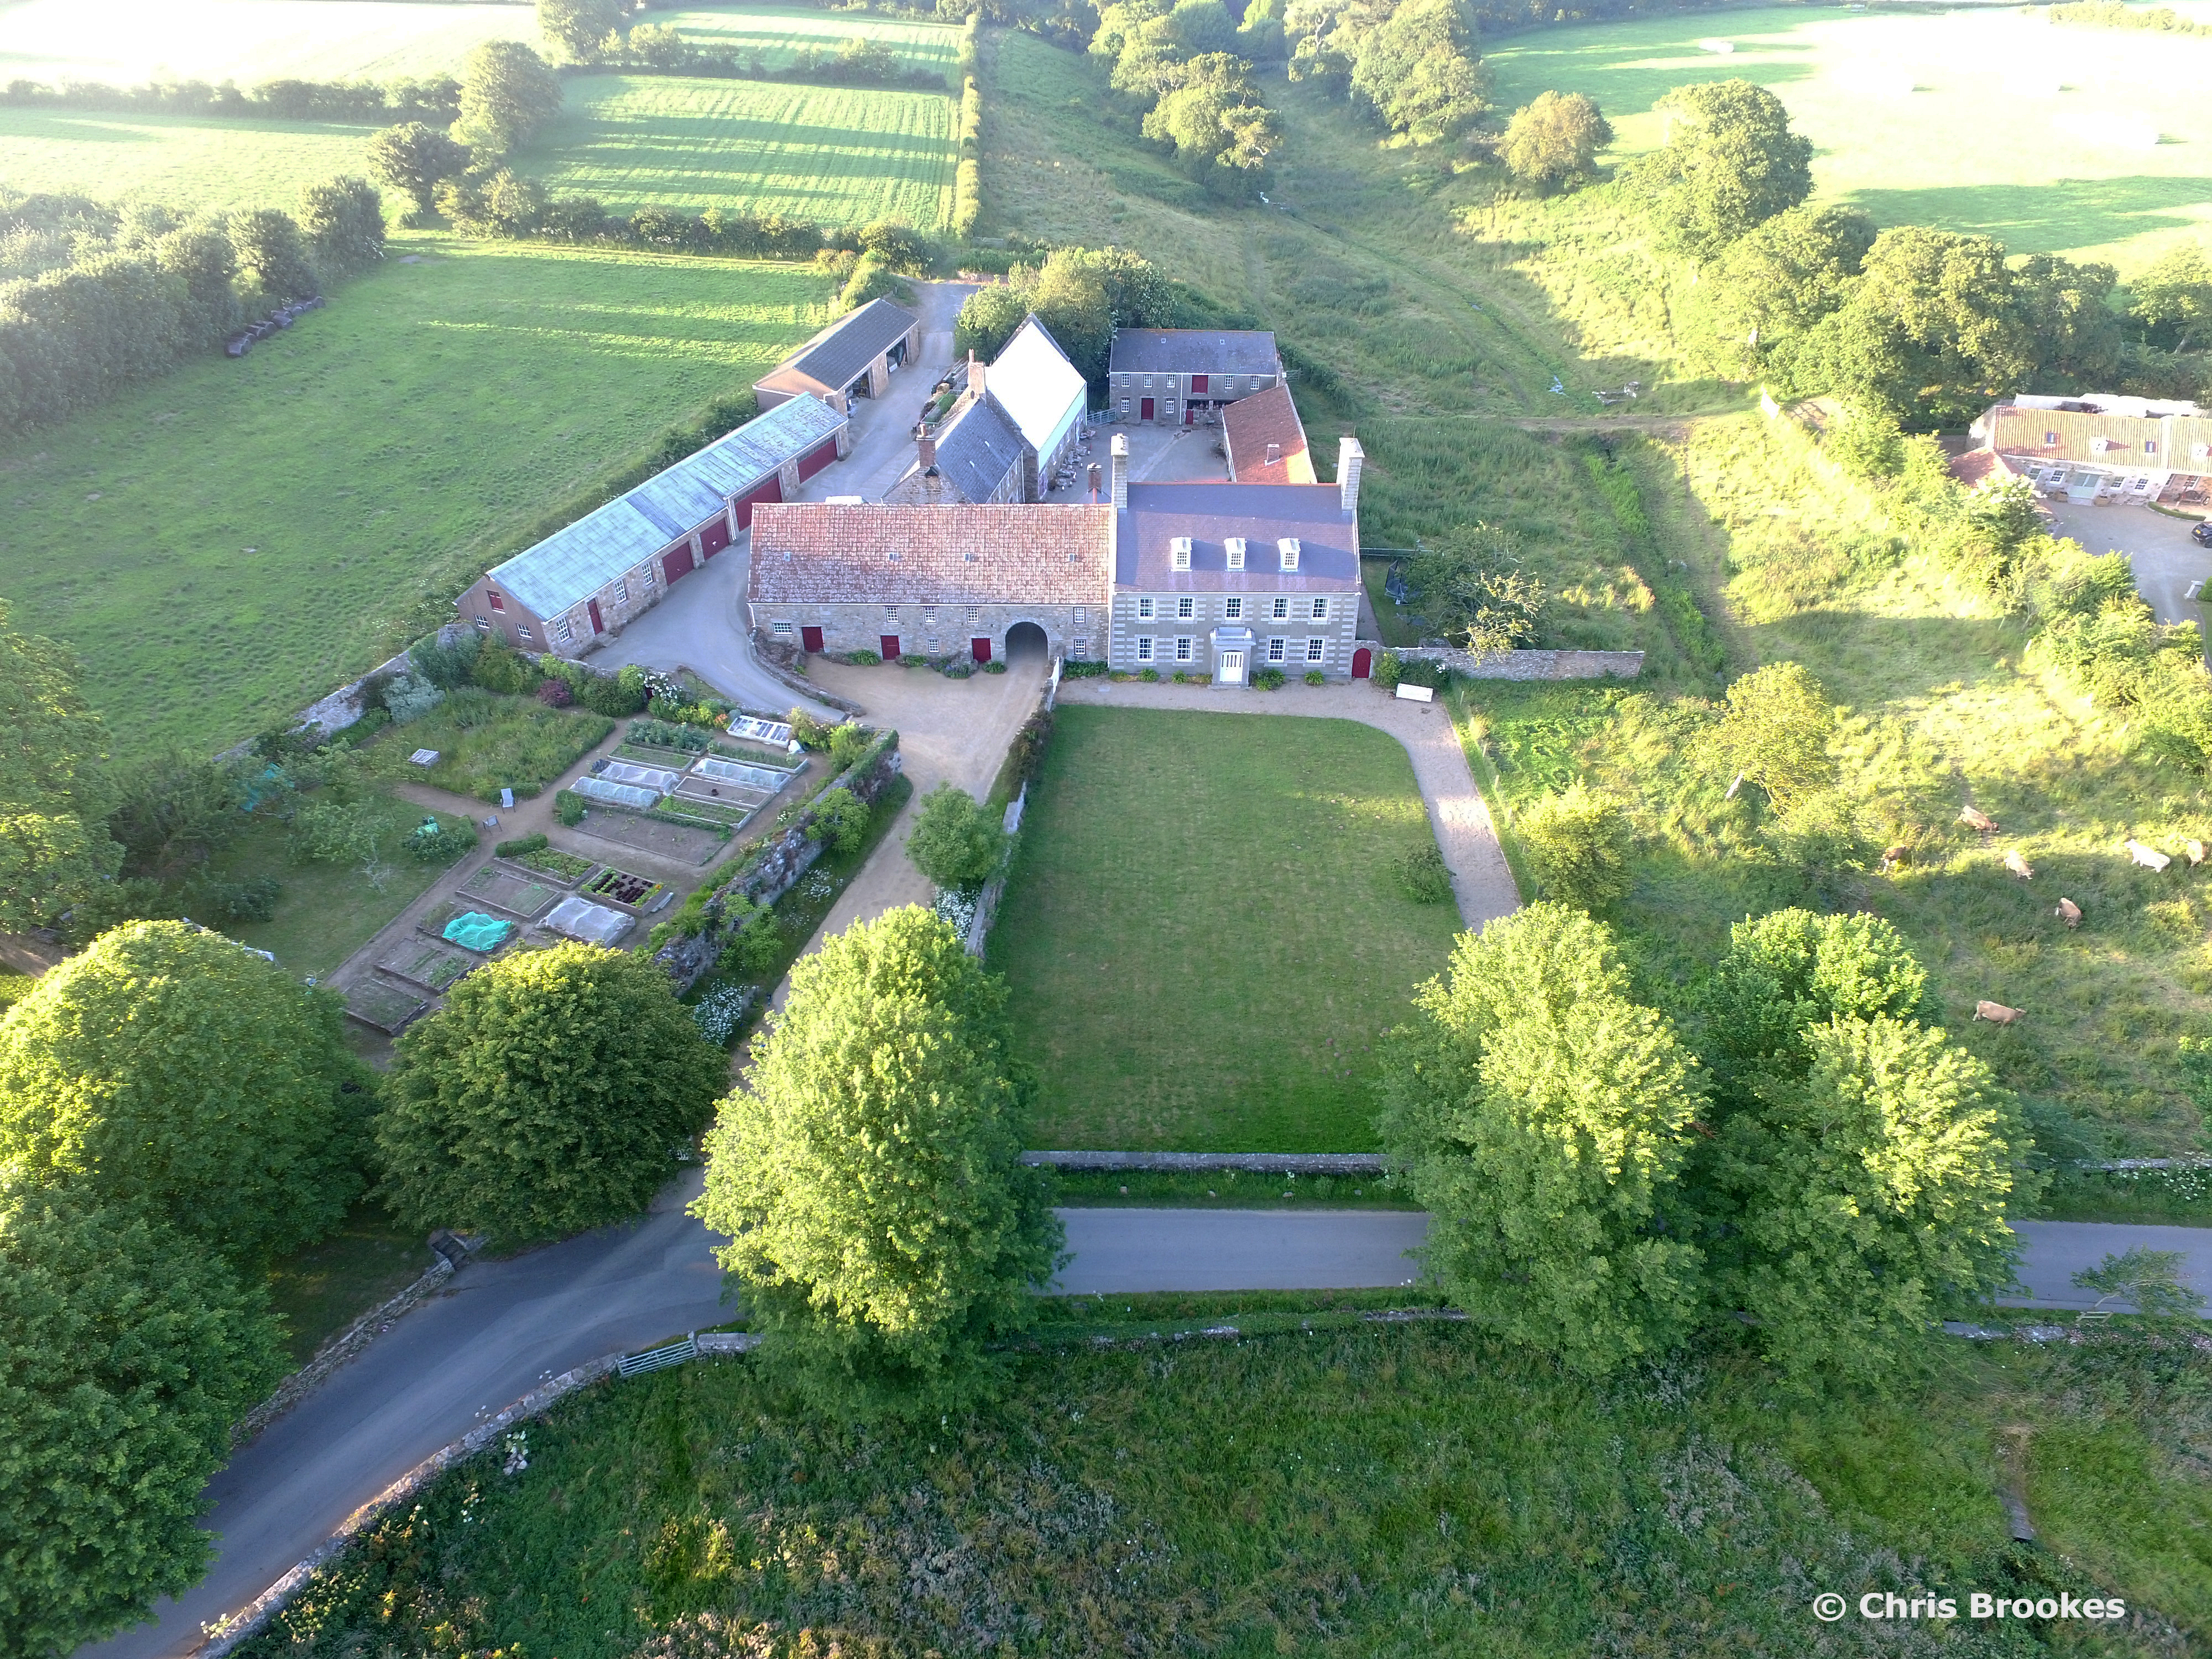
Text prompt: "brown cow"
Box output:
[[1880, 843, 1911, 872], [2004, 849, 2034, 880], [1974, 1000, 2023, 1025], [1959, 806, 1998, 833], [2056, 898, 2082, 928]]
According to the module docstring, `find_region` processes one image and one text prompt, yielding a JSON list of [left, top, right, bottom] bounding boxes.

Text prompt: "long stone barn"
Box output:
[[457, 395, 848, 654]]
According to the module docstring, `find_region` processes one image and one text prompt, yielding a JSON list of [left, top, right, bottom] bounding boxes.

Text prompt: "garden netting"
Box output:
[[441, 911, 513, 951]]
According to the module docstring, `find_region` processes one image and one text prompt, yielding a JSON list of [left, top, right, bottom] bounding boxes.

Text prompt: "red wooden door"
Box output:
[[1190, 373, 1209, 394], [1183, 405, 1195, 426], [1352, 646, 1371, 679], [879, 633, 901, 660], [734, 474, 781, 529], [801, 625, 824, 653], [587, 598, 604, 634], [662, 546, 696, 584], [971, 637, 992, 663], [698, 517, 731, 557], [1140, 397, 1155, 421]]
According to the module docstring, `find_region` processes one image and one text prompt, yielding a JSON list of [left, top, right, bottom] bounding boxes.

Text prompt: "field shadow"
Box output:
[[1843, 175, 2212, 254], [1486, 16, 1822, 114]]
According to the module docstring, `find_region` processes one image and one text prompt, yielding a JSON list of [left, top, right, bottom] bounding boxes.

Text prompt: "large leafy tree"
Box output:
[[451, 40, 564, 156], [298, 176, 385, 277], [1701, 660, 1835, 816], [1636, 79, 1811, 260], [906, 783, 1003, 889], [377, 942, 726, 1242], [1515, 783, 1631, 914], [1345, 0, 1489, 144], [0, 598, 119, 932], [1402, 523, 1544, 656], [1497, 91, 1612, 194], [539, 0, 624, 61], [1378, 904, 1705, 1375], [1141, 56, 1282, 195], [363, 122, 472, 221], [0, 920, 368, 1266], [0, 1183, 285, 1657], [1697, 906, 1927, 1096], [695, 907, 1062, 1417], [1716, 204, 1875, 357], [228, 207, 317, 300], [2130, 242, 2212, 351]]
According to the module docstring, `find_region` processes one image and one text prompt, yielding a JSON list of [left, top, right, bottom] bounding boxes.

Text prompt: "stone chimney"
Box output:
[[1337, 434, 1364, 517], [917, 428, 937, 472], [968, 349, 984, 400], [1087, 461, 1102, 503], [1110, 433, 1129, 510]]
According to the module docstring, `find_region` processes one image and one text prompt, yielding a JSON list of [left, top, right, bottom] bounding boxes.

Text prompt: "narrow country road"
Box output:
[[79, 1204, 2211, 1657]]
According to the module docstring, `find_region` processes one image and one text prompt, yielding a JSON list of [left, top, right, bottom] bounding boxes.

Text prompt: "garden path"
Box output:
[[1055, 678, 1521, 929]]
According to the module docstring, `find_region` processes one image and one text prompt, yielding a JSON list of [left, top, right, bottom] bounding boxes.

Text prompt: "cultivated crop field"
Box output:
[[512, 74, 956, 229], [0, 0, 534, 86], [0, 106, 378, 213], [990, 707, 1463, 1151], [1485, 4, 2212, 273], [0, 239, 833, 759]]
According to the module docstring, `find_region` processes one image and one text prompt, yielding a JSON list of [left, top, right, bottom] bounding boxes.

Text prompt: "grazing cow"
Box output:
[[2190, 839, 2207, 867], [1880, 843, 1911, 872], [2004, 849, 2034, 880], [1959, 806, 1997, 833], [1974, 1000, 2023, 1025], [2125, 839, 2173, 872], [2056, 898, 2082, 927]]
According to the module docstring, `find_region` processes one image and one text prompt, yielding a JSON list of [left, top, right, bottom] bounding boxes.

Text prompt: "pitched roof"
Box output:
[[750, 504, 1112, 605], [988, 316, 1088, 457], [1984, 401, 2212, 470], [1115, 482, 1359, 592], [886, 391, 1025, 505], [1221, 384, 1314, 484], [1109, 328, 1280, 376], [757, 298, 917, 398], [491, 395, 847, 619]]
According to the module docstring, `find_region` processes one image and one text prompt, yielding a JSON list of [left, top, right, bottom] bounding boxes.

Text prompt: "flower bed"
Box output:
[[583, 867, 668, 911]]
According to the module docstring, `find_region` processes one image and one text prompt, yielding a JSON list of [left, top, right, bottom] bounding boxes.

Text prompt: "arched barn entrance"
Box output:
[[1005, 620, 1050, 664]]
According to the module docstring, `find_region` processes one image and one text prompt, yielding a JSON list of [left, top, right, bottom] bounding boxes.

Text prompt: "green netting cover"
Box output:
[[442, 911, 513, 951]]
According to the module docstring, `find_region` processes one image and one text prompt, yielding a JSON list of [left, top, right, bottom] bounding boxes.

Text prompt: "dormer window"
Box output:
[[1225, 536, 1246, 570], [1278, 538, 1301, 572], [1171, 536, 1192, 572]]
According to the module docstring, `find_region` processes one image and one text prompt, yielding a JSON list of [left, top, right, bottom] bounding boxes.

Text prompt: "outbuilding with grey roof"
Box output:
[[753, 298, 921, 414]]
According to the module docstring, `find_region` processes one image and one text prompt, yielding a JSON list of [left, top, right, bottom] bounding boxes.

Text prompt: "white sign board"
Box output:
[[1395, 682, 1435, 703]]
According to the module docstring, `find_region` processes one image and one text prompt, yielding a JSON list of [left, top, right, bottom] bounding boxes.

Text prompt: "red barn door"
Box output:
[[662, 545, 696, 584], [801, 625, 824, 653], [971, 637, 992, 663]]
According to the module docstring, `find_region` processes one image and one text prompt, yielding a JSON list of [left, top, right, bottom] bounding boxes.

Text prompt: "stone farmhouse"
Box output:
[[750, 427, 1371, 684], [1970, 393, 2212, 506], [1222, 383, 1314, 483], [458, 395, 847, 653], [1108, 328, 1283, 426], [753, 298, 920, 414]]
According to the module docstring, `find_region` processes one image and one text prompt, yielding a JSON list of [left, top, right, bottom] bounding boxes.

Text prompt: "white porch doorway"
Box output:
[[1218, 649, 1246, 686]]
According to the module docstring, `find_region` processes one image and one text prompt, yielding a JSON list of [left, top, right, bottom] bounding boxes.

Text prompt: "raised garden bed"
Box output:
[[582, 866, 670, 912], [569, 810, 729, 867], [502, 846, 596, 884], [615, 742, 705, 769], [654, 796, 754, 827], [713, 740, 802, 770], [421, 901, 516, 954], [343, 978, 427, 1035], [375, 938, 473, 992], [458, 864, 561, 920]]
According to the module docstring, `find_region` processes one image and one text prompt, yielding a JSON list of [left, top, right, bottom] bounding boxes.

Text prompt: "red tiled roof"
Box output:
[[1948, 447, 2013, 489], [1222, 384, 1314, 484], [749, 504, 1112, 605]]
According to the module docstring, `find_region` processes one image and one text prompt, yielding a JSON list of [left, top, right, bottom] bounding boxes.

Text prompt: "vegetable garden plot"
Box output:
[[375, 939, 472, 992], [691, 757, 789, 790], [459, 864, 561, 919], [342, 977, 426, 1036], [575, 776, 662, 810], [542, 895, 634, 947], [582, 867, 670, 912], [596, 759, 681, 792]]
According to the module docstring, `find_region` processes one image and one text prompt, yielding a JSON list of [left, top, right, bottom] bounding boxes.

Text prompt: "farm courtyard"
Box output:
[[989, 706, 1464, 1152]]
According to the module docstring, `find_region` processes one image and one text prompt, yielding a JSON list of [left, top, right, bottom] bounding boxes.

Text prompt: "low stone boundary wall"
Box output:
[[1023, 1151, 1388, 1176], [199, 1333, 761, 1657], [1379, 644, 1644, 681], [750, 633, 867, 715]]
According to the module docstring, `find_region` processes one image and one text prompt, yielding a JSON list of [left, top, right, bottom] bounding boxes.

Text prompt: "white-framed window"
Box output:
[[1074, 606, 1087, 626], [1142, 375, 1154, 388], [1226, 536, 1246, 570], [1267, 637, 1285, 662], [1176, 637, 1193, 661], [966, 605, 980, 625], [1176, 596, 1194, 619], [613, 579, 629, 604], [885, 606, 900, 622], [1136, 636, 1154, 661], [1119, 398, 1130, 415], [473, 616, 491, 632], [517, 625, 535, 643], [1171, 536, 1192, 571], [640, 564, 656, 587], [1311, 597, 1329, 620], [1138, 596, 1155, 620], [924, 607, 937, 624], [1306, 638, 1325, 662], [925, 636, 938, 654], [1272, 596, 1289, 620], [772, 619, 794, 637], [1279, 538, 1301, 572], [1224, 597, 1243, 620]]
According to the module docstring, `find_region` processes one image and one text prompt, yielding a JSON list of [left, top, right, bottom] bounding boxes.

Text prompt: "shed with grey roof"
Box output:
[[457, 394, 849, 655], [754, 299, 921, 414], [1108, 328, 1282, 425], [885, 390, 1027, 506]]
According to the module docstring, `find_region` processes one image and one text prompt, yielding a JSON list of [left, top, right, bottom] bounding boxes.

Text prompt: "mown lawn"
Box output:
[[988, 707, 1463, 1151], [512, 74, 956, 229], [232, 1315, 2212, 1657], [0, 238, 832, 759]]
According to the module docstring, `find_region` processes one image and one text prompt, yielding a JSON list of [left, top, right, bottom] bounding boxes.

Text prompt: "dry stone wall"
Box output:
[[1380, 645, 1644, 681]]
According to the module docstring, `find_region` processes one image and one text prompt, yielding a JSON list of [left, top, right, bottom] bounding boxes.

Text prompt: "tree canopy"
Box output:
[[365, 122, 472, 220], [1635, 79, 1811, 260], [1497, 91, 1612, 194], [0, 599, 118, 932], [0, 1182, 285, 1657], [907, 783, 1004, 889], [0, 920, 368, 1266], [377, 942, 726, 1243], [1515, 784, 1632, 914], [1401, 523, 1545, 656], [452, 40, 564, 155], [1697, 906, 1927, 1094], [539, 0, 624, 61], [2130, 242, 2212, 352], [1290, 0, 1489, 143], [695, 906, 1061, 1417], [1702, 660, 1835, 816], [1378, 904, 1705, 1375]]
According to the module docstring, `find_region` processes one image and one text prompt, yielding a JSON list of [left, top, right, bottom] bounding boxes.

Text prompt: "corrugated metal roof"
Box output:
[[1109, 328, 1280, 375], [764, 298, 918, 397], [491, 397, 846, 619]]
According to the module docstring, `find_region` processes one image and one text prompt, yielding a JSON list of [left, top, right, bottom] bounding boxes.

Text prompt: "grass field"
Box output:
[[0, 106, 381, 212], [1485, 4, 2212, 275], [988, 707, 1464, 1151], [653, 2, 959, 76], [0, 238, 832, 758], [512, 73, 955, 228], [232, 1315, 2212, 1656]]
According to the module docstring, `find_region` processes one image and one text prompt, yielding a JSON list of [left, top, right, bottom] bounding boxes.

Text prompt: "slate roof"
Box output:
[[750, 504, 1112, 605], [989, 316, 1087, 457], [489, 395, 845, 619], [1109, 328, 1280, 376], [1222, 384, 1314, 484], [1115, 482, 1359, 592], [759, 298, 917, 397], [886, 392, 1026, 505]]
